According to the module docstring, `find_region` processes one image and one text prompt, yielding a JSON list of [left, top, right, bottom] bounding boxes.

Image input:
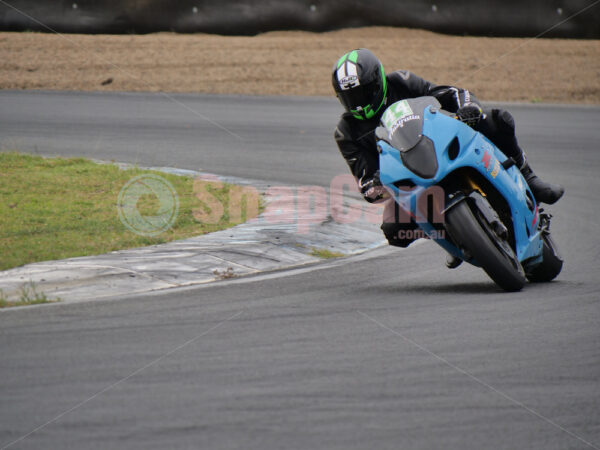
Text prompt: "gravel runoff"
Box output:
[[1, 27, 599, 104]]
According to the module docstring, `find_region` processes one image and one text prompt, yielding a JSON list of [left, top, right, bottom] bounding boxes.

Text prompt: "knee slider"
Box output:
[[381, 222, 418, 248], [381, 222, 399, 241]]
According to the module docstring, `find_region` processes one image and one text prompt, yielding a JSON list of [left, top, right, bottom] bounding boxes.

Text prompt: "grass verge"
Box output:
[[0, 152, 263, 271]]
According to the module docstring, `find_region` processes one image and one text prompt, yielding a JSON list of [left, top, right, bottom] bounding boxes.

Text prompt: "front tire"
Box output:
[[446, 201, 526, 292]]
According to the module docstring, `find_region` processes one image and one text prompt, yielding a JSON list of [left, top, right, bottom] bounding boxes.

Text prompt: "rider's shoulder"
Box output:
[[335, 112, 373, 139], [338, 110, 366, 124], [334, 113, 352, 131], [387, 70, 417, 84]]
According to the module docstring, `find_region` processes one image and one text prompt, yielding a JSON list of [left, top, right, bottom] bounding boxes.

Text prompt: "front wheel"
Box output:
[[445, 200, 526, 292]]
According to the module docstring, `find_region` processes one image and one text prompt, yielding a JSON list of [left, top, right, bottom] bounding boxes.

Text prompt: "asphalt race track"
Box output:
[[1, 91, 599, 449]]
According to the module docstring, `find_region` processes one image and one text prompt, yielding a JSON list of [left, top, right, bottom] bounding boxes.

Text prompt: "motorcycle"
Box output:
[[375, 96, 562, 291]]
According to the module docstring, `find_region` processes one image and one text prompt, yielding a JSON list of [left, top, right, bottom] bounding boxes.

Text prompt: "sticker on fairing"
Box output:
[[382, 101, 414, 128], [382, 101, 420, 136]]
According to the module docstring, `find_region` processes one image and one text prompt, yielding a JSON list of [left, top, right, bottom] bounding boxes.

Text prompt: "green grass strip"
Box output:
[[0, 152, 262, 271]]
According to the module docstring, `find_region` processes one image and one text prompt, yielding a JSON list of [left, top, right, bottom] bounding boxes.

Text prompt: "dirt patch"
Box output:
[[1, 27, 599, 103]]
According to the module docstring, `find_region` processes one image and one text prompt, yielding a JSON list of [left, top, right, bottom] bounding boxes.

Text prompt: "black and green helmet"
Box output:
[[332, 48, 388, 120]]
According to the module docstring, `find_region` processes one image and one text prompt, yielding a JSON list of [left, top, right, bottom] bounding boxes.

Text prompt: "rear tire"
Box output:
[[526, 232, 563, 282], [446, 201, 526, 292]]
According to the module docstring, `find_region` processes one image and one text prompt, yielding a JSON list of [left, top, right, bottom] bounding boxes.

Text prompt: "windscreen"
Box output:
[[379, 97, 441, 152]]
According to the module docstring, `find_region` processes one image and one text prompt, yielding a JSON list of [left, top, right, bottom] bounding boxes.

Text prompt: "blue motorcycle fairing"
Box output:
[[378, 103, 543, 264]]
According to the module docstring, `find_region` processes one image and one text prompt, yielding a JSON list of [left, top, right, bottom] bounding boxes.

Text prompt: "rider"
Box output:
[[332, 48, 564, 266]]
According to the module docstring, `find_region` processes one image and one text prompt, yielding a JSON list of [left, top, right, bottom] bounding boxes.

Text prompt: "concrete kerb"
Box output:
[[0, 163, 386, 304]]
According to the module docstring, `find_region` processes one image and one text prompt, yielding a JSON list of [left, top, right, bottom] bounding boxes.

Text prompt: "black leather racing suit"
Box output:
[[334, 70, 527, 247]]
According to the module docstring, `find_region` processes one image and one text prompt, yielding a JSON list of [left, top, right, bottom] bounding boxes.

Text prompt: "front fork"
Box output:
[[443, 190, 509, 262]]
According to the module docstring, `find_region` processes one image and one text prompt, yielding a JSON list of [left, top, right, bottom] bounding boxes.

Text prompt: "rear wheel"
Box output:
[[526, 232, 563, 282], [446, 200, 526, 292]]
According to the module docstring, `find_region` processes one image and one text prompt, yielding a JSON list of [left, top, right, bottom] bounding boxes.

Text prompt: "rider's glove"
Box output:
[[456, 103, 484, 129], [359, 170, 388, 203]]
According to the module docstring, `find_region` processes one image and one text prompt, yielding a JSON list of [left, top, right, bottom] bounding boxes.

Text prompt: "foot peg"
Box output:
[[446, 254, 463, 269]]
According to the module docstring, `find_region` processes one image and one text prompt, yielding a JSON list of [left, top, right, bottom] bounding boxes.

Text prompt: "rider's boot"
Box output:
[[481, 109, 564, 205], [520, 162, 564, 205]]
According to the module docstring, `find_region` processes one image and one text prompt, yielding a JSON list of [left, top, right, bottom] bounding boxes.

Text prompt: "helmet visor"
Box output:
[[338, 78, 381, 114]]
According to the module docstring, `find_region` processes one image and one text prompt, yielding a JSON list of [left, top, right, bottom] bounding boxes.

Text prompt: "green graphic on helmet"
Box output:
[[350, 66, 388, 120], [336, 50, 359, 69]]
